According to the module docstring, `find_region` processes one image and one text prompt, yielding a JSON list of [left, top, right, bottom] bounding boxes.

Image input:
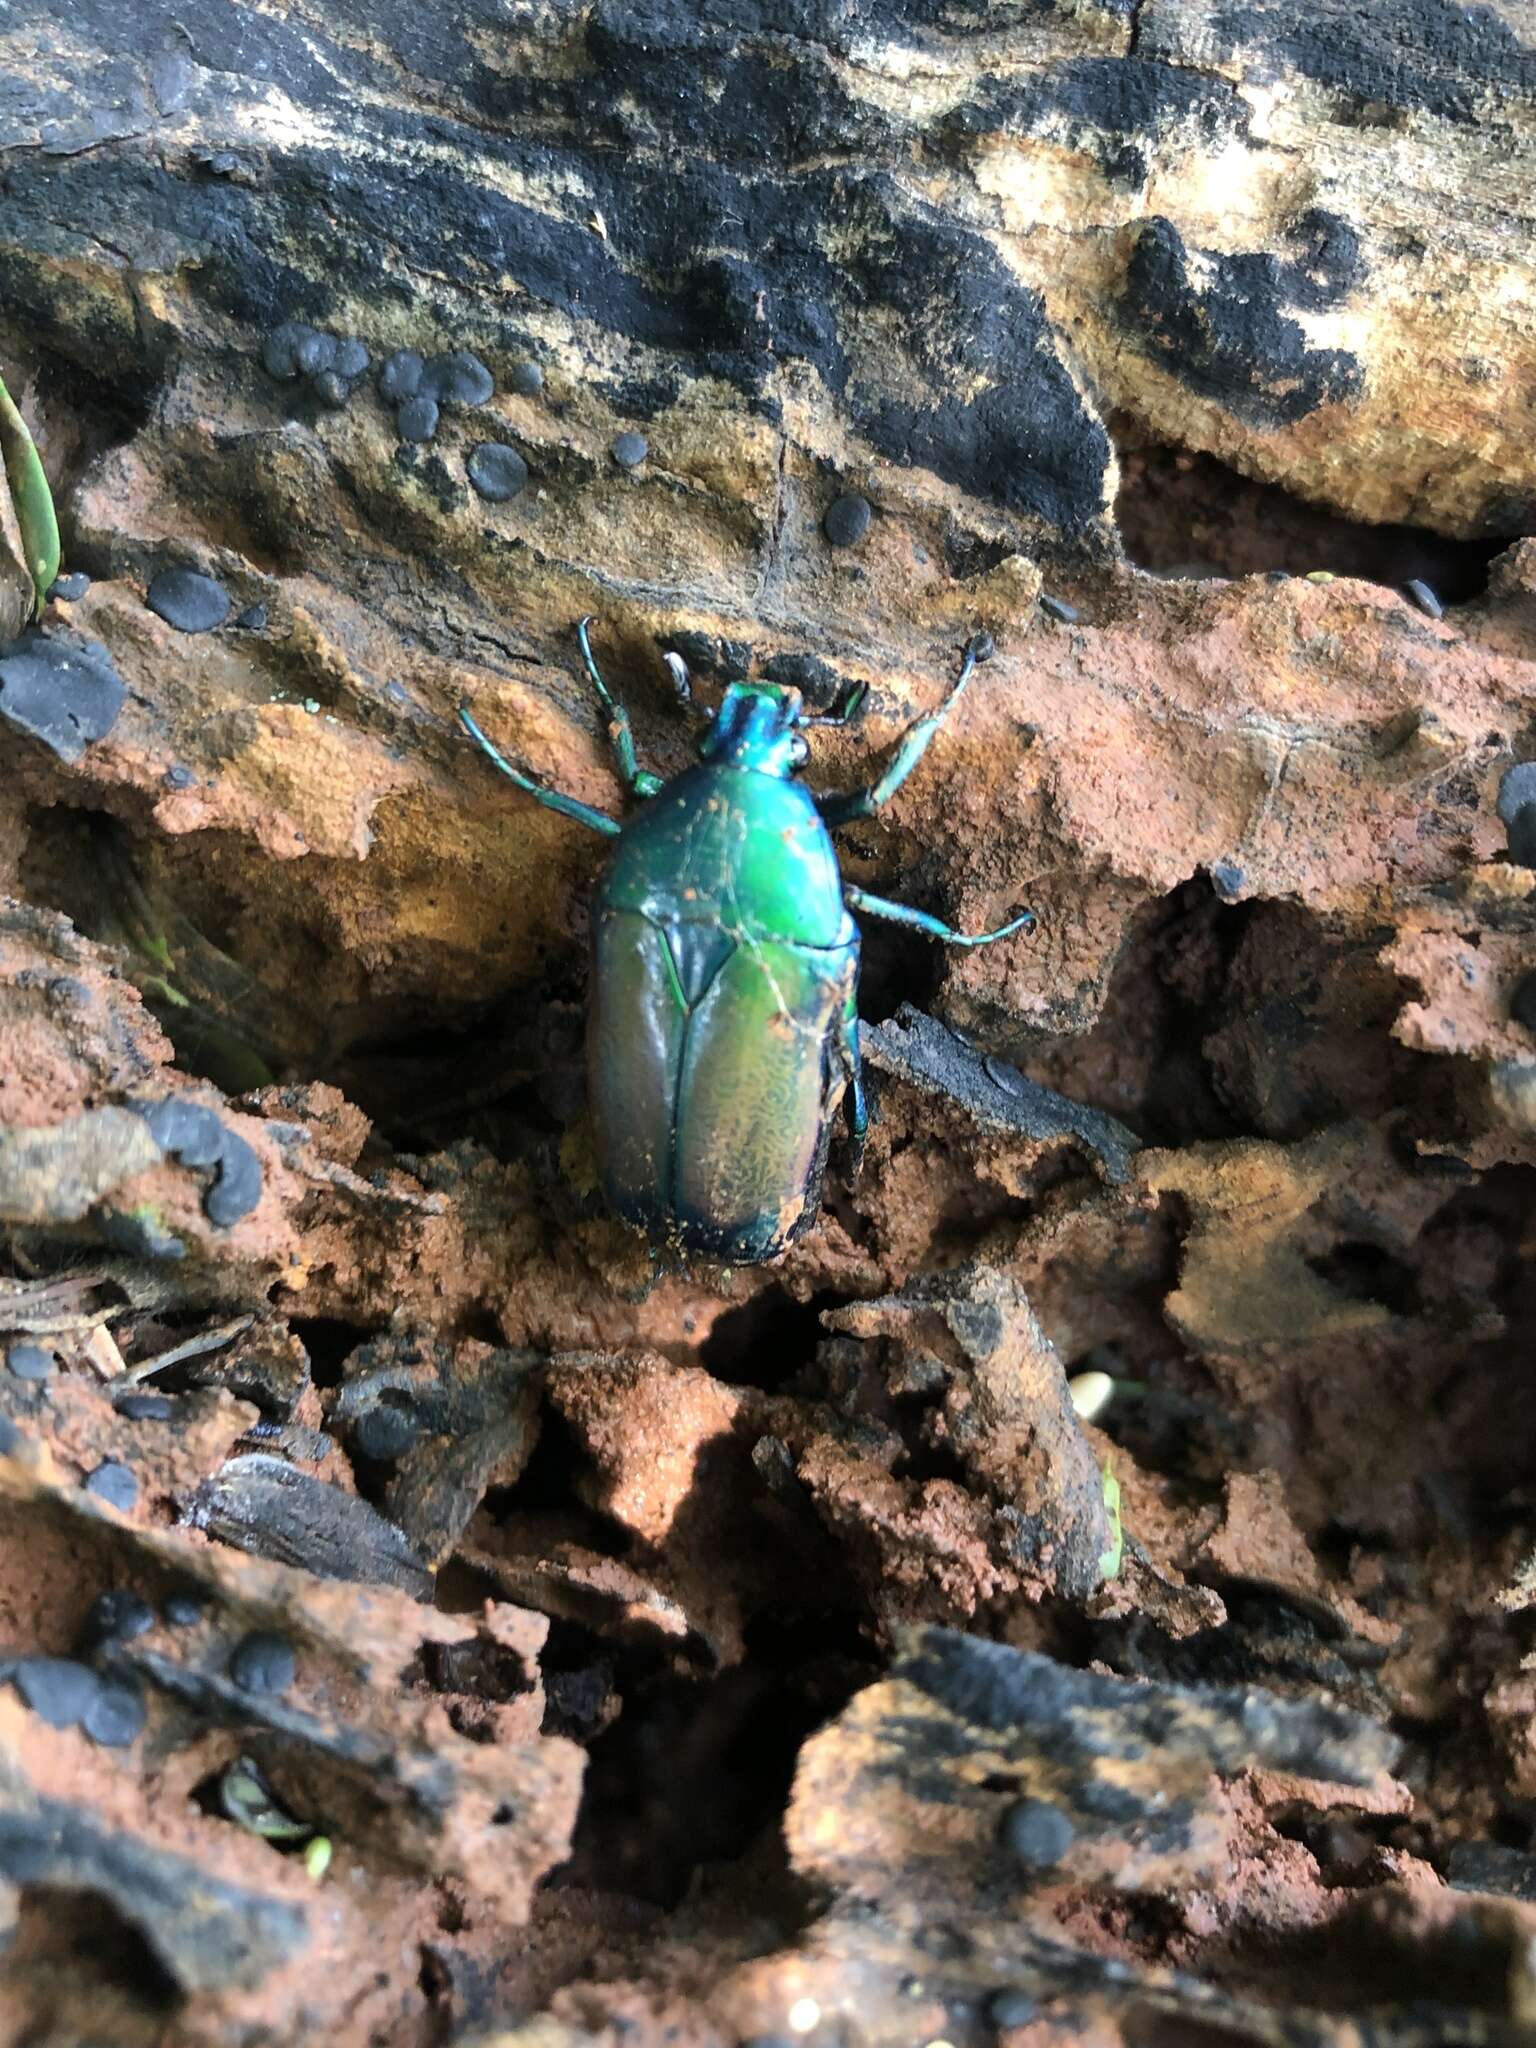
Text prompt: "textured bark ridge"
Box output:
[[3, 0, 1536, 2042]]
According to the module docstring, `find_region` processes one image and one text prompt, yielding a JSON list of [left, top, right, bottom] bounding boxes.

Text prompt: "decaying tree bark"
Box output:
[[3, 0, 1536, 2042]]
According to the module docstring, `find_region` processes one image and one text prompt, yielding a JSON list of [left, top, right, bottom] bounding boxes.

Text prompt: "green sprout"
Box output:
[[219, 1758, 314, 1842], [220, 1758, 334, 1879], [1098, 1458, 1124, 1583], [0, 369, 61, 613]]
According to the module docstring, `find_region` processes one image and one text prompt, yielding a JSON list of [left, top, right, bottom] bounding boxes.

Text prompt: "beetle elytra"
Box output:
[[461, 619, 1033, 1264]]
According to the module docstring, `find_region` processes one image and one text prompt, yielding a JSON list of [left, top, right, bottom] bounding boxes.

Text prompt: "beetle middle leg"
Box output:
[[577, 616, 665, 800], [844, 884, 1035, 947], [816, 634, 992, 828]]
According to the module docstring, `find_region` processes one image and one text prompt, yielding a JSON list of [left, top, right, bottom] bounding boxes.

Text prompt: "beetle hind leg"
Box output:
[[844, 883, 1035, 948]]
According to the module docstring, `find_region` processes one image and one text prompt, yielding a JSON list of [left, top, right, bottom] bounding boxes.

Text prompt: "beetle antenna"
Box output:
[[661, 650, 694, 710]]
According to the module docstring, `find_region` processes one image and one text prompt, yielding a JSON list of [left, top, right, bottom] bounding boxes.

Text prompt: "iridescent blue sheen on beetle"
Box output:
[[461, 619, 1033, 1263]]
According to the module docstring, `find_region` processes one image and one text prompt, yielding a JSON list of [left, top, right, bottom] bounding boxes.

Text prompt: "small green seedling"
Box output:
[[221, 1757, 335, 1877], [219, 1757, 313, 1841], [1098, 1458, 1123, 1583], [0, 369, 60, 612]]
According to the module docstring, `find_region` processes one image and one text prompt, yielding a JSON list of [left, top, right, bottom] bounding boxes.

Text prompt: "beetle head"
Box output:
[[699, 682, 808, 776]]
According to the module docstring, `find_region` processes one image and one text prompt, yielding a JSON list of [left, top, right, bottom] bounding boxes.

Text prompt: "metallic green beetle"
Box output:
[[461, 619, 1033, 1263]]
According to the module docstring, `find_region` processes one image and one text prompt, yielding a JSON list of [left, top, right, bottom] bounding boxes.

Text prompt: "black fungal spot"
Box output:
[[508, 359, 544, 396], [1119, 214, 1365, 426], [823, 491, 872, 547], [230, 1630, 296, 1696], [12, 1656, 102, 1729], [295, 329, 338, 376], [84, 1677, 148, 1749], [379, 349, 426, 403], [351, 1401, 421, 1461], [162, 1593, 204, 1628], [988, 1989, 1040, 2029], [397, 393, 440, 444], [139, 1096, 264, 1227], [7, 1343, 53, 1381], [235, 603, 268, 631], [466, 442, 529, 502], [999, 1796, 1076, 1867], [82, 1590, 157, 1646], [313, 368, 350, 408], [47, 572, 90, 602], [115, 1391, 178, 1421], [424, 349, 494, 406], [610, 430, 648, 469], [146, 568, 232, 634], [333, 337, 370, 379], [0, 631, 126, 763], [203, 1138, 263, 1225], [84, 1460, 140, 1512], [262, 321, 318, 379], [142, 1097, 227, 1164]]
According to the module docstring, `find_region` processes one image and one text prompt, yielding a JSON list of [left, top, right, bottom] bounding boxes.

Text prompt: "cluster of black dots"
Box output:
[[262, 323, 372, 408], [260, 324, 571, 504], [2, 1340, 300, 1747], [255, 326, 1144, 568], [377, 347, 496, 446]]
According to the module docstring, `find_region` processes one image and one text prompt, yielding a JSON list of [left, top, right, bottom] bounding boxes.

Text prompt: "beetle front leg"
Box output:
[[844, 884, 1035, 947], [817, 634, 990, 828], [459, 706, 621, 837], [577, 616, 665, 800]]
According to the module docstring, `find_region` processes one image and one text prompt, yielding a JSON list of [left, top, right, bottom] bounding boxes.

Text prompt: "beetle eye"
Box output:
[[790, 733, 810, 767]]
